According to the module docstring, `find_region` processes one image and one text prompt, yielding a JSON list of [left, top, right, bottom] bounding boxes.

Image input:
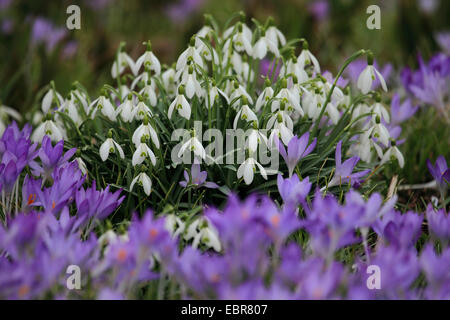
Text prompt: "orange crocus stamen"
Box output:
[[149, 228, 158, 239], [270, 215, 281, 227], [27, 194, 36, 205], [52, 201, 56, 209], [18, 285, 30, 298], [117, 248, 127, 262]]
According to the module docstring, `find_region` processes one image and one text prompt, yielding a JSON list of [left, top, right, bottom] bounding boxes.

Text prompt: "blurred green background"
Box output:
[[1, 0, 449, 111]]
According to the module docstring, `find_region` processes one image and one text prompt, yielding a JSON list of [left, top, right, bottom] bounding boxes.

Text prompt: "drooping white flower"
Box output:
[[298, 43, 320, 73], [280, 57, 309, 83], [181, 67, 203, 99], [41, 88, 63, 114], [357, 59, 387, 94], [139, 80, 158, 107], [268, 121, 293, 147], [176, 39, 204, 71], [247, 126, 268, 152], [223, 22, 252, 43], [132, 121, 159, 148], [271, 84, 303, 116], [208, 84, 229, 107], [164, 214, 185, 238], [168, 87, 191, 120], [115, 95, 135, 122], [192, 226, 222, 252], [368, 118, 390, 147], [90, 95, 117, 121], [380, 143, 405, 168], [224, 24, 252, 56], [133, 42, 161, 75], [130, 172, 152, 196], [162, 67, 178, 97], [31, 119, 64, 142], [325, 102, 341, 125], [178, 136, 206, 160], [372, 101, 390, 123], [237, 156, 268, 185], [132, 142, 157, 167], [75, 157, 88, 176], [266, 25, 286, 47], [229, 83, 253, 108], [58, 95, 82, 126], [133, 99, 152, 121], [252, 31, 280, 60], [99, 137, 125, 162], [111, 51, 135, 79], [255, 85, 274, 112], [267, 110, 294, 131], [233, 104, 258, 129]]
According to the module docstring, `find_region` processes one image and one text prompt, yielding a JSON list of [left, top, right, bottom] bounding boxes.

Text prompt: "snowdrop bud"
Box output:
[[281, 78, 287, 88], [264, 77, 271, 87], [303, 40, 309, 50], [178, 85, 185, 95], [107, 129, 113, 138], [241, 95, 248, 105], [375, 115, 381, 124], [367, 51, 374, 65], [189, 36, 196, 47], [292, 75, 298, 84], [234, 81, 239, 89], [238, 22, 243, 32], [374, 93, 381, 103]]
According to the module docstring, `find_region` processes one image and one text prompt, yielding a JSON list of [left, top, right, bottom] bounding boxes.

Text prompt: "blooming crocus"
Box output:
[[277, 133, 316, 177], [130, 171, 152, 196], [327, 141, 370, 188], [99, 136, 125, 162], [179, 163, 218, 189], [168, 86, 191, 120], [277, 174, 312, 206], [390, 94, 418, 125], [237, 156, 268, 185], [357, 55, 387, 94], [427, 155, 450, 198], [426, 205, 450, 243]]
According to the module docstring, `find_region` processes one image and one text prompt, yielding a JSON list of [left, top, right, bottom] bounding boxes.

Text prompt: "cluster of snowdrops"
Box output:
[[0, 15, 449, 299]]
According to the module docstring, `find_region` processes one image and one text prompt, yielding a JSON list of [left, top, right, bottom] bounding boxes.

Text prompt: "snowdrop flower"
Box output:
[[352, 103, 371, 127], [139, 79, 158, 107], [185, 217, 221, 252], [168, 85, 191, 120], [357, 53, 387, 94], [90, 93, 117, 121], [31, 117, 64, 142], [115, 94, 135, 122], [165, 214, 185, 238], [225, 22, 253, 56], [280, 55, 309, 83], [134, 98, 152, 121], [252, 28, 280, 60], [369, 116, 390, 146], [267, 110, 294, 131], [111, 49, 134, 79], [298, 41, 320, 73], [41, 88, 63, 114], [58, 94, 82, 126], [178, 132, 206, 160], [133, 40, 161, 75], [237, 153, 268, 185], [265, 19, 286, 47], [162, 67, 177, 97], [229, 82, 253, 108], [380, 140, 405, 168], [132, 117, 159, 148], [223, 21, 252, 42], [372, 96, 390, 123], [268, 120, 293, 147], [176, 37, 204, 72], [325, 101, 340, 124], [99, 131, 125, 162], [247, 122, 268, 152], [302, 89, 324, 121], [271, 80, 303, 115], [0, 102, 22, 134], [181, 65, 203, 99], [233, 97, 258, 129], [75, 156, 88, 176], [195, 35, 219, 64], [255, 79, 274, 112], [130, 169, 152, 196], [132, 138, 157, 167], [208, 81, 229, 107]]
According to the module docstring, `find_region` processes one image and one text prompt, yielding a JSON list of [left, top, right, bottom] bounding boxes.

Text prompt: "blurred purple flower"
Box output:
[[435, 32, 450, 54], [427, 155, 450, 198], [426, 205, 450, 242], [260, 58, 281, 82], [31, 17, 67, 53], [166, 0, 205, 24], [308, 0, 329, 22], [390, 93, 418, 125]]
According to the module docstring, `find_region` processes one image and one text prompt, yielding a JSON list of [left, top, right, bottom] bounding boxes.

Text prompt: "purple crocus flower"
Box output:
[[390, 94, 418, 125], [426, 204, 450, 243], [435, 32, 450, 54], [277, 173, 311, 207], [260, 58, 281, 82], [179, 163, 219, 189], [29, 136, 76, 181], [427, 155, 450, 199], [278, 132, 317, 177], [307, 0, 330, 22], [166, 0, 205, 24], [31, 17, 67, 53], [326, 141, 370, 188], [420, 244, 450, 299]]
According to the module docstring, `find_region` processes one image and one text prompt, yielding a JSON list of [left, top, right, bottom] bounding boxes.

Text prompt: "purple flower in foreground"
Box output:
[[326, 141, 370, 188], [278, 133, 317, 177], [420, 244, 450, 299], [427, 155, 450, 198], [426, 205, 450, 243], [179, 163, 219, 189]]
